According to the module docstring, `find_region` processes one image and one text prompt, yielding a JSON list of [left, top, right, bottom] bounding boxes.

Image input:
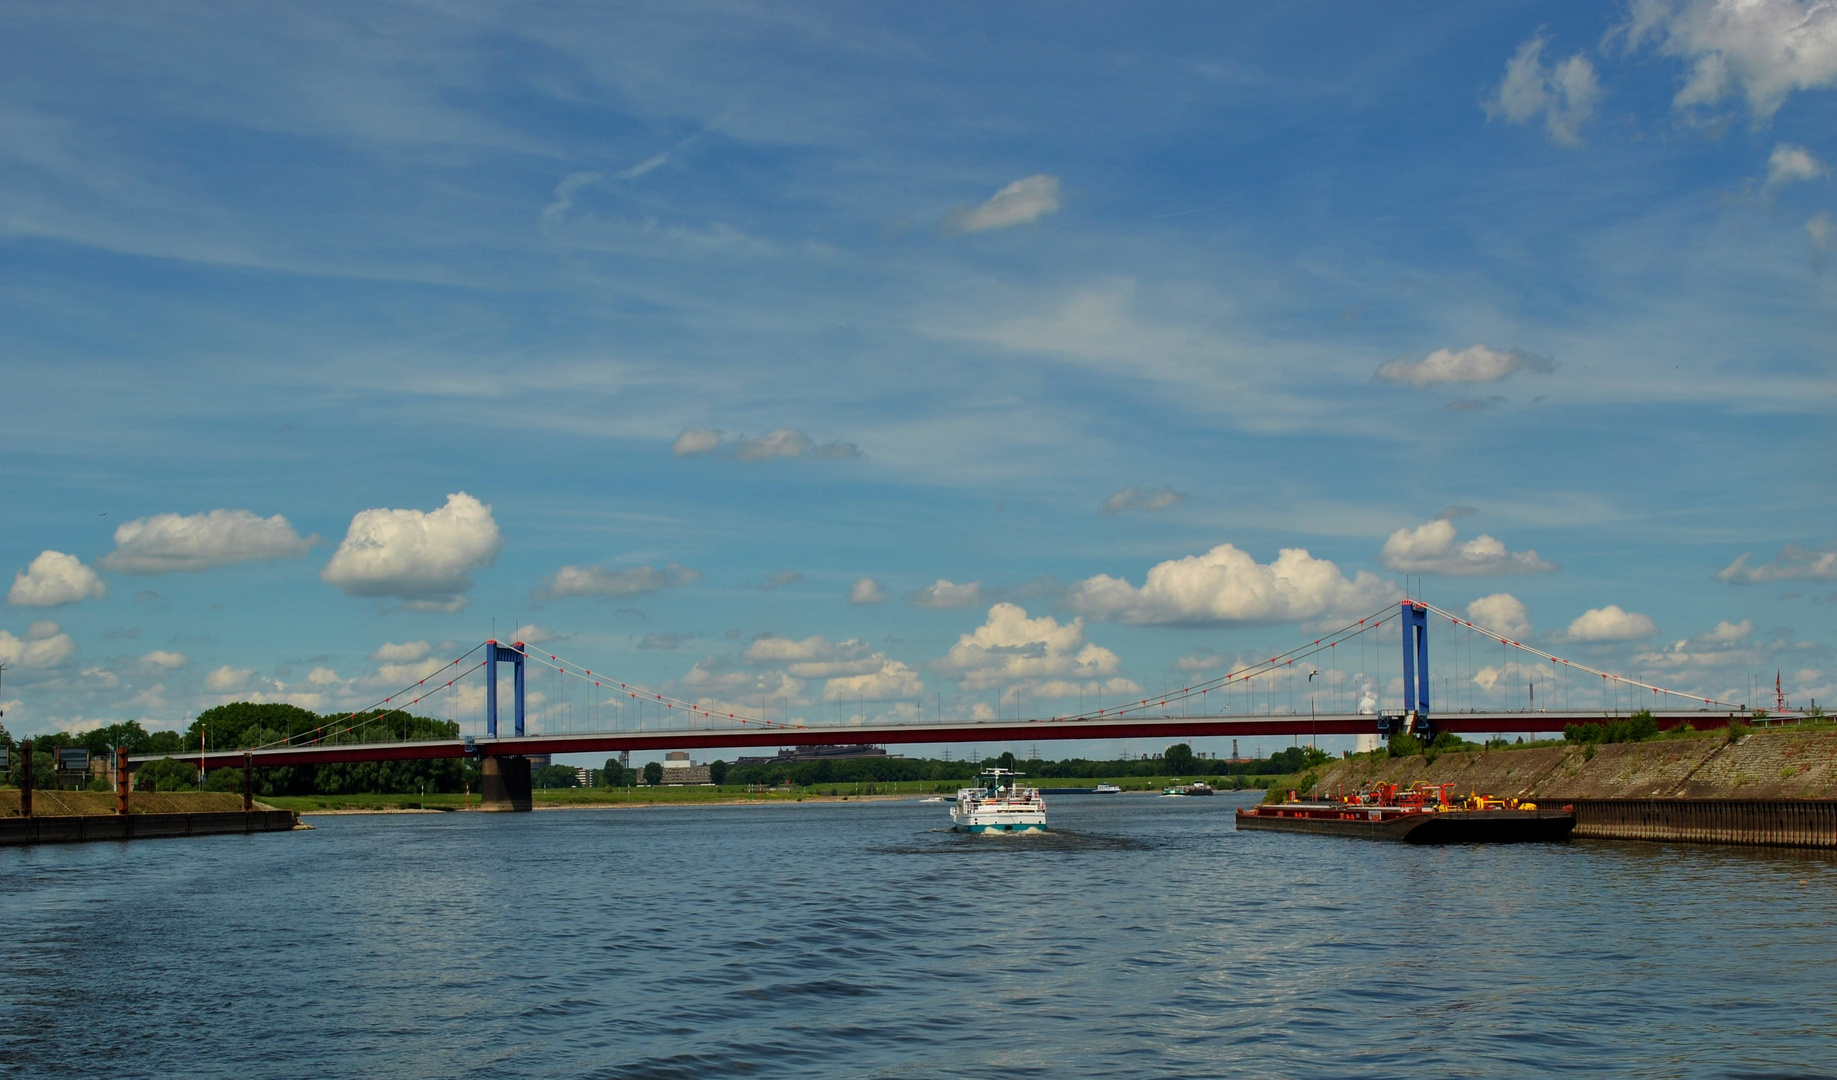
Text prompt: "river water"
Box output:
[[2, 793, 1833, 1078]]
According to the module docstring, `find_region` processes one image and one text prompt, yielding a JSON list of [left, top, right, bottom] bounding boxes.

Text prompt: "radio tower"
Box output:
[[1776, 670, 1789, 716]]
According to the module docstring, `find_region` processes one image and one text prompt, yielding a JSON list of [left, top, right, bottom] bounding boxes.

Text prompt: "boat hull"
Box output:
[[1235, 807, 1575, 844], [952, 820, 1049, 834]]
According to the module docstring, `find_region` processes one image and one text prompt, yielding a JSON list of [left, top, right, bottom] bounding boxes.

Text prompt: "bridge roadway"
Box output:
[[133, 710, 1743, 771]]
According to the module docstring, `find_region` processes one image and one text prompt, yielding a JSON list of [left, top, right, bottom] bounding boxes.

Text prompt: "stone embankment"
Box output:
[[0, 790, 301, 845], [1303, 729, 1837, 848], [1308, 729, 1837, 801]]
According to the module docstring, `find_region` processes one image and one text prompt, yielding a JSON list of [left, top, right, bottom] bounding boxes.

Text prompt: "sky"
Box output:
[[2, 0, 1834, 764]]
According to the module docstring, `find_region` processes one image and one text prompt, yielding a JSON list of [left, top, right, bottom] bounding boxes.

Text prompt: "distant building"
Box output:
[[573, 766, 591, 787], [659, 750, 711, 785], [733, 744, 893, 767]]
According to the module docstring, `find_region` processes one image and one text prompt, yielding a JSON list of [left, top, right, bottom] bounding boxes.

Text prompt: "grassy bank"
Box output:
[[257, 774, 1281, 813], [0, 790, 252, 817]]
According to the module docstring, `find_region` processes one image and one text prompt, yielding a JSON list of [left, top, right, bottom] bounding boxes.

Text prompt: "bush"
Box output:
[[1565, 710, 1659, 746], [1388, 733, 1422, 758]]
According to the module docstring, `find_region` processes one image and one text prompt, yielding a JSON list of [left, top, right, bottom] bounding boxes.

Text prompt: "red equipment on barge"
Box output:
[[1235, 782, 1576, 844]]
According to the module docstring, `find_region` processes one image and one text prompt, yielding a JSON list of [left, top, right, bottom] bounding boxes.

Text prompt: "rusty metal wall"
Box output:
[[1571, 799, 1837, 848]]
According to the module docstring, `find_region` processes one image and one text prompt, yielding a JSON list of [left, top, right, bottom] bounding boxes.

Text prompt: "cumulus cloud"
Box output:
[[1485, 34, 1604, 146], [139, 649, 189, 670], [1099, 487, 1187, 515], [949, 174, 1062, 232], [1466, 593, 1532, 641], [822, 659, 925, 702], [671, 427, 861, 462], [511, 624, 554, 644], [1065, 544, 1393, 626], [1374, 345, 1556, 388], [1622, 0, 1837, 120], [369, 640, 432, 663], [742, 635, 886, 678], [1379, 519, 1557, 576], [932, 604, 1122, 690], [1767, 143, 1826, 188], [1718, 543, 1837, 583], [8, 551, 106, 607], [535, 562, 700, 601], [848, 577, 889, 605], [1566, 605, 1659, 642], [321, 493, 501, 610], [101, 509, 315, 574], [204, 665, 253, 691], [0, 620, 77, 668], [907, 579, 985, 608]]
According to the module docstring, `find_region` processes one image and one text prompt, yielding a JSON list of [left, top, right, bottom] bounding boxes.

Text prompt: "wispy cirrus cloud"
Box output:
[[947, 174, 1061, 232], [1374, 345, 1555, 388], [1718, 543, 1837, 584], [672, 428, 862, 462], [1485, 34, 1603, 146], [535, 562, 701, 601]]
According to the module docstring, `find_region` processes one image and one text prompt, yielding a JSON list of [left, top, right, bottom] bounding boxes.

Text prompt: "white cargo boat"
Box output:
[[950, 768, 1047, 833]]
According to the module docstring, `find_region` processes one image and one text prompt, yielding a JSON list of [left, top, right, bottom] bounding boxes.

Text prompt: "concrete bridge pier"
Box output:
[[479, 755, 532, 812]]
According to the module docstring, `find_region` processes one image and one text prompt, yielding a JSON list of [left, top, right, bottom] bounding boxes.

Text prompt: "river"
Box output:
[[2, 792, 1833, 1078]]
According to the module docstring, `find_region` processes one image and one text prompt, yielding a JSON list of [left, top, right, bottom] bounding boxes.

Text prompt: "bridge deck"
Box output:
[[131, 711, 1744, 770]]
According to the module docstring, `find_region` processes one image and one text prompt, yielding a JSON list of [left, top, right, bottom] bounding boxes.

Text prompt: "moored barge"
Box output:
[[1236, 782, 1575, 844]]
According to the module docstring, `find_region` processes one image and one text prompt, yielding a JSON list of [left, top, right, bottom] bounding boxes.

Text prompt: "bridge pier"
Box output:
[[479, 755, 532, 812]]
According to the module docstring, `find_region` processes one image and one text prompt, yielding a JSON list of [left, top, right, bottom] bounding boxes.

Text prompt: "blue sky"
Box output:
[[3, 1, 1833, 762]]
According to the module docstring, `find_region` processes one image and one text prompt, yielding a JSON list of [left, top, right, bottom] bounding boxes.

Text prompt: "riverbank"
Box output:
[[260, 774, 1287, 814], [1301, 728, 1837, 801]]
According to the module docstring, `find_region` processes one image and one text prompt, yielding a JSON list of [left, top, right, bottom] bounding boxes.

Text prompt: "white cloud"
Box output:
[[744, 634, 855, 664], [1176, 651, 1228, 673], [742, 635, 888, 679], [101, 509, 315, 574], [1466, 593, 1532, 641], [671, 427, 861, 461], [139, 649, 188, 670], [204, 665, 252, 691], [1767, 143, 1826, 188], [306, 666, 341, 685], [761, 570, 802, 591], [1099, 486, 1187, 515], [8, 551, 106, 607], [1566, 605, 1659, 642], [1379, 519, 1557, 576], [1373, 345, 1556, 388], [0, 621, 76, 669], [1065, 544, 1393, 626], [511, 624, 554, 644], [672, 428, 722, 456], [848, 577, 889, 605], [1486, 35, 1603, 146], [1623, 0, 1837, 120], [1717, 543, 1837, 583], [321, 492, 502, 609], [907, 579, 985, 608], [535, 562, 700, 600], [950, 174, 1062, 232], [369, 640, 432, 663], [822, 659, 925, 702], [932, 603, 1122, 691]]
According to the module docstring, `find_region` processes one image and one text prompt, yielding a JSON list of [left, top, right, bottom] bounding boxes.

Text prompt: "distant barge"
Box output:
[[1236, 782, 1575, 844]]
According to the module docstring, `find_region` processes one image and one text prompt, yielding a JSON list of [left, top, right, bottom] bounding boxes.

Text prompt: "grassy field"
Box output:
[[256, 774, 1287, 813]]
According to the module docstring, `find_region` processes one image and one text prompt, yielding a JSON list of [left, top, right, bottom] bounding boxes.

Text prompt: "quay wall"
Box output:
[[0, 809, 301, 846]]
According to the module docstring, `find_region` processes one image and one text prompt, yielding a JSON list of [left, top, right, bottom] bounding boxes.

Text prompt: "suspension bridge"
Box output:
[[128, 600, 1750, 809]]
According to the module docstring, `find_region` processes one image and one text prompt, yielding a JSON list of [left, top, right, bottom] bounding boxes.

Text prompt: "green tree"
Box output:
[[602, 759, 631, 787], [642, 761, 663, 786], [533, 764, 580, 789], [709, 759, 728, 786], [1163, 743, 1197, 774], [996, 751, 1016, 772], [136, 757, 201, 792]]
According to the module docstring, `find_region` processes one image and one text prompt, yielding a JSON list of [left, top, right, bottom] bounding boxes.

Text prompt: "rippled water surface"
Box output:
[[4, 794, 1835, 1078]]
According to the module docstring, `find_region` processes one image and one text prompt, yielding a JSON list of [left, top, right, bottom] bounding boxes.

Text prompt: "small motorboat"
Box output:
[[1093, 783, 1122, 795]]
